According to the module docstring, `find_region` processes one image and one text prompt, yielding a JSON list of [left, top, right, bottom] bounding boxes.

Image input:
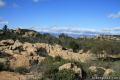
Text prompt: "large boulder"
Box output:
[[15, 28, 21, 34], [0, 46, 9, 51], [10, 54, 30, 69], [89, 66, 115, 76], [23, 42, 37, 56], [11, 40, 23, 50], [4, 49, 14, 55], [89, 66, 97, 73], [0, 71, 27, 80], [89, 66, 106, 76], [89, 66, 115, 77], [59, 63, 82, 78], [103, 69, 115, 76], [0, 39, 14, 46], [24, 31, 37, 37], [49, 44, 96, 62]]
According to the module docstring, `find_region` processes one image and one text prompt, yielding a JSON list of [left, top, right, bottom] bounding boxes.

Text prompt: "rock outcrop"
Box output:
[[89, 66, 115, 76], [10, 54, 30, 69], [1, 39, 95, 64], [0, 39, 14, 46], [0, 71, 27, 80], [11, 40, 23, 50], [103, 69, 115, 76], [59, 63, 82, 78]]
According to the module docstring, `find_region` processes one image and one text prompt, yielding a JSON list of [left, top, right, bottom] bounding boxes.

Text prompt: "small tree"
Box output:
[[2, 25, 8, 34], [69, 41, 79, 53], [59, 33, 66, 38]]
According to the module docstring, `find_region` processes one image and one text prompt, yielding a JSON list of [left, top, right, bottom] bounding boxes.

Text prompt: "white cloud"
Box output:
[[102, 27, 120, 32], [0, 0, 5, 7], [108, 11, 120, 19], [111, 27, 120, 31], [34, 26, 110, 35], [0, 18, 8, 24]]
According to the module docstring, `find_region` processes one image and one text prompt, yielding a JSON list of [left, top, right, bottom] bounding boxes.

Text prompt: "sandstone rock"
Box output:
[[59, 63, 82, 78], [16, 28, 21, 34], [4, 49, 14, 55], [89, 66, 97, 73], [21, 51, 29, 56], [0, 39, 14, 46], [24, 31, 37, 37], [35, 43, 94, 62], [67, 49, 73, 52], [78, 49, 84, 54], [30, 56, 45, 64], [12, 40, 23, 50], [23, 42, 37, 56], [0, 71, 27, 80], [48, 44, 95, 62], [89, 66, 106, 72], [23, 42, 33, 50], [13, 50, 20, 54], [34, 43, 51, 53], [89, 66, 106, 76], [0, 46, 9, 51], [10, 54, 30, 69], [103, 69, 115, 76]]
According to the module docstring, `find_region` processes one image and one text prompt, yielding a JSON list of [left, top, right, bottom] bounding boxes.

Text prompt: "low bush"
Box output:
[[37, 48, 48, 57], [0, 63, 5, 71], [38, 56, 80, 80], [110, 72, 120, 77], [53, 69, 79, 80], [15, 67, 29, 74]]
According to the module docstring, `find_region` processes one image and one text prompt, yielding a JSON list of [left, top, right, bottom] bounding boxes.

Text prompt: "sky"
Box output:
[[0, 0, 120, 34]]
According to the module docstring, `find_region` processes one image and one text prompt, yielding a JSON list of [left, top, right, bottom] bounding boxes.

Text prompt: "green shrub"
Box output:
[[0, 63, 5, 71], [44, 65, 59, 79], [96, 68, 105, 77], [37, 48, 48, 57], [15, 67, 29, 74], [38, 56, 83, 80], [69, 41, 79, 53], [54, 56, 62, 62], [110, 72, 120, 77], [53, 69, 80, 80], [91, 41, 120, 55]]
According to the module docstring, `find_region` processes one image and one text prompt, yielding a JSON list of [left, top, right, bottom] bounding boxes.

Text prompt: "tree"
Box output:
[[69, 41, 79, 52], [2, 25, 8, 34], [59, 33, 67, 38]]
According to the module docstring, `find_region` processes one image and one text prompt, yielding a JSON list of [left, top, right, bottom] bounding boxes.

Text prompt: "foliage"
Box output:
[[69, 41, 79, 52], [15, 67, 29, 74], [110, 72, 120, 77], [53, 69, 79, 80], [37, 48, 48, 57], [0, 63, 5, 71], [2, 25, 8, 34], [37, 56, 80, 80]]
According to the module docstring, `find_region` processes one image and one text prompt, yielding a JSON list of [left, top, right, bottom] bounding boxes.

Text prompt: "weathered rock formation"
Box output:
[[0, 39, 95, 65], [0, 71, 27, 80], [59, 63, 82, 78], [89, 66, 115, 76]]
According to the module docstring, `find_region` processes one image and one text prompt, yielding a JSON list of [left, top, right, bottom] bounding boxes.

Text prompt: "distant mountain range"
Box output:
[[39, 31, 112, 38]]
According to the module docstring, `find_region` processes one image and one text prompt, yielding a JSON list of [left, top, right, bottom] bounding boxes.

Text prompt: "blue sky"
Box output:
[[0, 0, 120, 34]]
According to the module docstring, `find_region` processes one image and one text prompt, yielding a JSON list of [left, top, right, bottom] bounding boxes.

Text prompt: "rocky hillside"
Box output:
[[0, 27, 120, 80]]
